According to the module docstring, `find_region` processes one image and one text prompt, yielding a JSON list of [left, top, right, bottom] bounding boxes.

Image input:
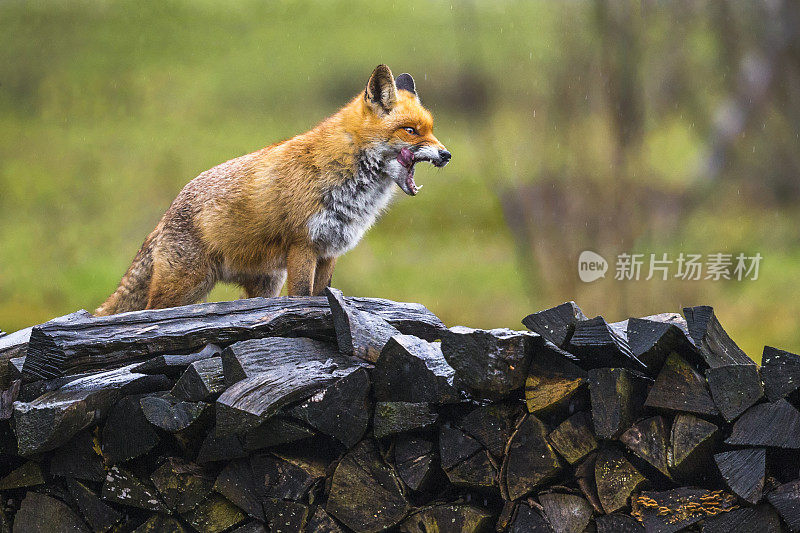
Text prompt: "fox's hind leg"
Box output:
[[239, 271, 287, 299], [146, 259, 216, 310]]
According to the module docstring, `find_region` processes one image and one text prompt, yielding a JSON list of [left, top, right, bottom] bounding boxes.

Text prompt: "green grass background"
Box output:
[[1, 1, 798, 362]]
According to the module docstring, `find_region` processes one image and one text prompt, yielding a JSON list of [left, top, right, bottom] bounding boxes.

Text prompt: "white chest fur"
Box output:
[[307, 152, 395, 258]]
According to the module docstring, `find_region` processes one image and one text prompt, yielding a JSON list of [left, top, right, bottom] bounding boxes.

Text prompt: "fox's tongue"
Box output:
[[396, 147, 420, 196], [398, 147, 414, 167]]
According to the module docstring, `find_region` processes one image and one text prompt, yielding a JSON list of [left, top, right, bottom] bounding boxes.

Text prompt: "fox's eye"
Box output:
[[402, 127, 418, 135]]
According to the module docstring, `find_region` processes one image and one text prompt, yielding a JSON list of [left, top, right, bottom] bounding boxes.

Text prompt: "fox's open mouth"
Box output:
[[395, 147, 431, 196]]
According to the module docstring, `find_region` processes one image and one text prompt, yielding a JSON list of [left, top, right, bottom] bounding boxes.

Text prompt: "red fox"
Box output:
[[95, 65, 450, 315]]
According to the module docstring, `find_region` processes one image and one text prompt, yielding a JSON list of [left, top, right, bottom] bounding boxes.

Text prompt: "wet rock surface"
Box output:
[[0, 295, 796, 532]]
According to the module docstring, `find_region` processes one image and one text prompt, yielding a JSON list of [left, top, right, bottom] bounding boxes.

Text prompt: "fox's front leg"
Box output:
[[313, 257, 336, 296], [286, 244, 317, 296]]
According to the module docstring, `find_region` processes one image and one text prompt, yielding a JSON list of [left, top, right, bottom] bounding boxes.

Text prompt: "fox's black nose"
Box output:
[[437, 149, 451, 166]]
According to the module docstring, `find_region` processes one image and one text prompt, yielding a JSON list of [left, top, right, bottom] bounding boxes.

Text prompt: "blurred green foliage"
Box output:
[[1, 1, 799, 361]]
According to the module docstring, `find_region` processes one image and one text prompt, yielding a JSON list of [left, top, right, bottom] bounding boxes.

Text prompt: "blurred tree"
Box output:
[[498, 0, 800, 329], [703, 0, 800, 204]]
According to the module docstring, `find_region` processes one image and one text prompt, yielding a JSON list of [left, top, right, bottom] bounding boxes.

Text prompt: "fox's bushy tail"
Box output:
[[94, 230, 159, 316]]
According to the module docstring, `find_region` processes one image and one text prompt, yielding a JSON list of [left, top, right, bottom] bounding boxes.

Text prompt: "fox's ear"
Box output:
[[395, 73, 418, 100], [365, 64, 397, 115]]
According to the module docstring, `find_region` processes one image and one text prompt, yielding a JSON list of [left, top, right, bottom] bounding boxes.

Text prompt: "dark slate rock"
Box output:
[[714, 447, 765, 504], [440, 326, 539, 398], [0, 460, 44, 490], [288, 367, 371, 447], [501, 415, 561, 500], [241, 417, 316, 452], [140, 393, 211, 433], [216, 359, 357, 435], [522, 301, 587, 348], [626, 312, 698, 373], [568, 316, 644, 370], [762, 345, 800, 401], [66, 477, 123, 533], [196, 427, 247, 463], [12, 491, 89, 533], [726, 399, 800, 448], [706, 363, 763, 422], [171, 356, 226, 401], [49, 430, 106, 482], [220, 336, 363, 386], [645, 352, 719, 416], [22, 297, 441, 382], [101, 394, 160, 465], [766, 479, 800, 532], [683, 306, 754, 367], [326, 287, 401, 362], [400, 504, 494, 533], [132, 343, 222, 377], [101, 465, 168, 513], [326, 440, 410, 532], [150, 457, 215, 514], [181, 494, 246, 533], [394, 436, 437, 492], [373, 334, 459, 404], [373, 402, 438, 438], [13, 364, 164, 456]]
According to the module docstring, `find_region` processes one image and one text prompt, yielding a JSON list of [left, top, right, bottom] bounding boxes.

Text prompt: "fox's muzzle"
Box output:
[[412, 145, 451, 167], [433, 149, 451, 167]]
